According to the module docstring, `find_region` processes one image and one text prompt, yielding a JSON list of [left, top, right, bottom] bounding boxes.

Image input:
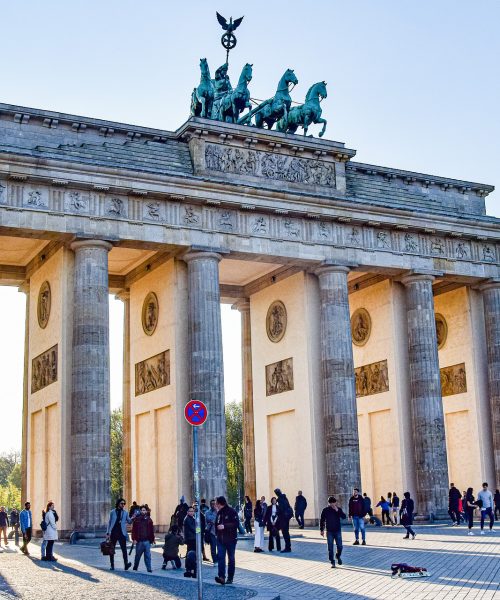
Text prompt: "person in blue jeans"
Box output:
[[132, 505, 155, 572], [214, 496, 239, 585], [348, 488, 367, 545], [320, 496, 346, 568]]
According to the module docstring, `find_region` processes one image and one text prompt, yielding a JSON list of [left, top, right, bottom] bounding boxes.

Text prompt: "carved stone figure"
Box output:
[[266, 300, 287, 343], [190, 58, 215, 119], [351, 308, 371, 346], [440, 363, 467, 397], [283, 219, 300, 238], [266, 357, 294, 396], [354, 360, 389, 397], [435, 313, 448, 349], [431, 238, 445, 254], [218, 211, 233, 230], [31, 344, 58, 393], [404, 233, 418, 252], [377, 230, 390, 248], [483, 245, 495, 262], [348, 227, 360, 245], [183, 206, 200, 224], [142, 292, 159, 336], [108, 197, 124, 216], [37, 281, 51, 329], [252, 216, 267, 234], [27, 191, 43, 206], [218, 63, 253, 123], [135, 350, 170, 396], [69, 191, 87, 211], [318, 221, 329, 238], [455, 242, 468, 259], [211, 63, 233, 120], [276, 81, 328, 137], [146, 202, 160, 220]]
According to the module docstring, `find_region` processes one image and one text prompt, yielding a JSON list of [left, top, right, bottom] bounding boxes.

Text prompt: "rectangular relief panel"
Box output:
[[31, 345, 58, 393], [135, 350, 170, 396], [265, 357, 294, 396], [440, 363, 467, 397], [355, 359, 389, 398]]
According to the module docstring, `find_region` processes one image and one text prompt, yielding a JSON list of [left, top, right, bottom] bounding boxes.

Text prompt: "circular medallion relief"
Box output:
[[351, 308, 371, 346], [142, 292, 159, 336], [37, 281, 51, 329], [435, 313, 448, 349], [266, 300, 287, 343]]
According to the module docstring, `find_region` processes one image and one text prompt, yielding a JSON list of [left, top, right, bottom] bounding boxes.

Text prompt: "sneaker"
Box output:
[[353, 540, 359, 545], [480, 530, 485, 535], [412, 534, 416, 540], [133, 566, 138, 571], [337, 556, 343, 566], [226, 579, 233, 584], [147, 569, 152, 573], [362, 541, 366, 545], [125, 562, 132, 570], [490, 528, 496, 532], [215, 576, 225, 585], [331, 562, 336, 568], [403, 535, 409, 539], [468, 531, 474, 536]]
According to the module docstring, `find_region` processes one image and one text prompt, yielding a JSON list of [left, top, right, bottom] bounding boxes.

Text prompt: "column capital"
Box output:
[[70, 239, 113, 253], [231, 299, 250, 313], [401, 272, 436, 286], [115, 289, 130, 302], [314, 261, 356, 278], [477, 278, 500, 292], [182, 250, 222, 264], [18, 280, 30, 294]]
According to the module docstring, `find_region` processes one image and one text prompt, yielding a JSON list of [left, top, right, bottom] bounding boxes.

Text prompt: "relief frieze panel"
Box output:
[[440, 362, 467, 397], [31, 344, 58, 394], [135, 350, 170, 396], [265, 357, 294, 396], [355, 359, 389, 398], [204, 143, 336, 188]]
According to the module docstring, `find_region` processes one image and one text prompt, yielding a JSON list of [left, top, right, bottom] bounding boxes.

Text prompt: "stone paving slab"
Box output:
[[0, 524, 499, 599]]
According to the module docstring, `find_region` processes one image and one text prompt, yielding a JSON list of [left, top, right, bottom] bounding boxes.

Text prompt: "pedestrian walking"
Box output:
[[162, 525, 184, 570], [9, 508, 19, 546], [19, 502, 32, 555], [214, 495, 239, 586], [0, 506, 9, 548], [465, 487, 476, 535], [128, 501, 140, 519], [132, 505, 155, 572], [243, 496, 253, 534], [106, 498, 133, 571], [448, 482, 461, 525], [400, 492, 416, 539], [348, 488, 367, 545], [42, 501, 58, 562], [376, 496, 394, 525], [320, 496, 346, 568], [173, 496, 189, 530], [265, 497, 281, 551], [477, 482, 495, 534], [294, 490, 307, 529], [391, 492, 400, 525], [183, 506, 197, 554], [253, 499, 265, 553], [494, 489, 500, 521], [204, 499, 218, 563], [274, 488, 293, 552], [362, 493, 373, 518]]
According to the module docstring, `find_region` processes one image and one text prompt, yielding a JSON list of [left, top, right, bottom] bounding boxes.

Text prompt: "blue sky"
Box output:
[[0, 0, 498, 452]]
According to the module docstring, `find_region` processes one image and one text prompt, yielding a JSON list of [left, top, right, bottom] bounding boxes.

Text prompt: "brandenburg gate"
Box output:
[[0, 96, 498, 533]]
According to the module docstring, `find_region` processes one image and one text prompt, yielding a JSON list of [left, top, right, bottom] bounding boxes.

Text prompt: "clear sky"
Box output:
[[0, 0, 498, 452]]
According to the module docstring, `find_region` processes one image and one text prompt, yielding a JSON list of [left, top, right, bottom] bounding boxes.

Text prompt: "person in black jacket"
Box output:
[[183, 506, 197, 554], [348, 488, 367, 545], [320, 497, 346, 568], [174, 496, 190, 530], [400, 492, 416, 539], [274, 488, 293, 552], [294, 491, 307, 529], [449, 483, 461, 525], [162, 525, 184, 569], [264, 497, 281, 551], [214, 496, 239, 586], [243, 496, 253, 534]]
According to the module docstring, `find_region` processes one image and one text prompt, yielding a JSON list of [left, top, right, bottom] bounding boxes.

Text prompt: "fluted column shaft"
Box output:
[[233, 300, 256, 501], [402, 274, 449, 518], [184, 251, 227, 499], [316, 265, 361, 509], [70, 240, 112, 530], [20, 282, 30, 503], [480, 281, 500, 484]]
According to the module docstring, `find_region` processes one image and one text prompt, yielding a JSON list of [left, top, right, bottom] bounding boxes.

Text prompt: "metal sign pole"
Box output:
[[193, 425, 203, 600]]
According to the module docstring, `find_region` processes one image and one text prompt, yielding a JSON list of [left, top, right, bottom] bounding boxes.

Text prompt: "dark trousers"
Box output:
[[110, 532, 128, 568], [295, 511, 305, 528], [403, 523, 415, 536], [481, 508, 494, 530], [217, 539, 236, 581], [268, 529, 281, 551], [281, 518, 291, 550], [326, 531, 342, 564], [208, 535, 218, 562], [244, 516, 252, 534], [21, 527, 32, 553], [467, 508, 474, 529], [45, 540, 55, 559], [448, 505, 459, 523], [495, 506, 500, 520], [163, 554, 181, 568], [186, 539, 196, 554], [382, 510, 393, 525]]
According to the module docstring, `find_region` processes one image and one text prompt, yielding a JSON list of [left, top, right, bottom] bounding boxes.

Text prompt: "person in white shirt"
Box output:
[[477, 482, 495, 534]]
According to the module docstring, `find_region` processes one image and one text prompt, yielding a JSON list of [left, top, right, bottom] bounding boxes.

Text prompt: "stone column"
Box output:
[[70, 239, 112, 531], [184, 250, 227, 500], [315, 264, 360, 509], [19, 281, 30, 503], [479, 280, 500, 485], [117, 290, 132, 503], [232, 299, 256, 501], [401, 273, 449, 519]]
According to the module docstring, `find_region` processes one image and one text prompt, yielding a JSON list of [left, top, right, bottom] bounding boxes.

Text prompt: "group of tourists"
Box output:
[[5, 500, 59, 560], [448, 482, 499, 535]]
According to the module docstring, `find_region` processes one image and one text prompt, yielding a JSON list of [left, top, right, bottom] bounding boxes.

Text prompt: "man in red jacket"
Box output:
[[132, 505, 155, 572]]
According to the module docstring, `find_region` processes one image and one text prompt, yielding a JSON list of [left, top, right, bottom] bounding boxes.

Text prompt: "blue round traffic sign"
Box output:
[[184, 400, 208, 426]]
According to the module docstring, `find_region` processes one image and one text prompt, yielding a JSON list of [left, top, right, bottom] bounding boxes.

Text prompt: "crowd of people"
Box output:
[[4, 482, 499, 583]]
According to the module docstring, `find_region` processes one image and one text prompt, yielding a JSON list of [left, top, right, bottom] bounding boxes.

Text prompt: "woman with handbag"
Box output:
[[42, 501, 58, 561], [253, 499, 265, 553], [264, 497, 281, 552]]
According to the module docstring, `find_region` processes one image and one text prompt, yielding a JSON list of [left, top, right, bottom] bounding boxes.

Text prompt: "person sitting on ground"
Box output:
[[162, 525, 184, 570], [132, 505, 155, 572]]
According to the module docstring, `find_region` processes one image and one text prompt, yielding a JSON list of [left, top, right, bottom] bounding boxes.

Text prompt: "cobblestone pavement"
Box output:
[[0, 524, 498, 599]]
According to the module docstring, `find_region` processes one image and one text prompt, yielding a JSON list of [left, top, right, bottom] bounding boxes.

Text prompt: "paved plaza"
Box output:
[[0, 524, 498, 599]]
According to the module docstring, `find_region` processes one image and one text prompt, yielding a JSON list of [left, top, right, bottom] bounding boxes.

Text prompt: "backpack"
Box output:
[[40, 518, 48, 531]]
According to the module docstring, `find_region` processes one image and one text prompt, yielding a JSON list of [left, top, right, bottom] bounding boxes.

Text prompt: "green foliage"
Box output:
[[0, 450, 21, 509], [0, 483, 21, 510], [225, 401, 244, 507], [0, 450, 20, 487], [110, 407, 124, 502], [7, 463, 21, 489]]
